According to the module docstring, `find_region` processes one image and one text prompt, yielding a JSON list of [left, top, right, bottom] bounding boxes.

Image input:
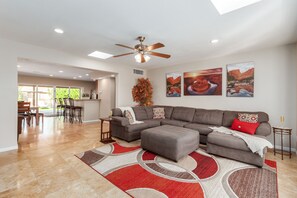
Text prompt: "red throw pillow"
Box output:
[[231, 118, 260, 135]]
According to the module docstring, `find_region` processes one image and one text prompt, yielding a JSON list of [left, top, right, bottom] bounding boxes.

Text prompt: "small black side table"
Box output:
[[100, 117, 116, 144], [272, 127, 292, 160]]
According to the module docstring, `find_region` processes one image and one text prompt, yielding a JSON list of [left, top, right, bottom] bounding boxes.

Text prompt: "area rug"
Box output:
[[75, 142, 278, 198]]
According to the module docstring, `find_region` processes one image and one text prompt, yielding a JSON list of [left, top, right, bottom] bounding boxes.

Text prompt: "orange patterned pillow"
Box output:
[[238, 113, 258, 123], [124, 110, 134, 124], [153, 108, 165, 119]]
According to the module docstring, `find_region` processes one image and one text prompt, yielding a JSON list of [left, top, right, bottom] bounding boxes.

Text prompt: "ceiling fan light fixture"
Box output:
[[135, 54, 150, 63]]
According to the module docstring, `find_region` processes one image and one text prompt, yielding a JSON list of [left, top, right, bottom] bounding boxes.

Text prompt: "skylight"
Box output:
[[210, 0, 262, 15], [88, 51, 113, 59]]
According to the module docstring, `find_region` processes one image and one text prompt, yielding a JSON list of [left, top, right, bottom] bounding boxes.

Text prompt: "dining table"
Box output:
[[30, 106, 40, 125]]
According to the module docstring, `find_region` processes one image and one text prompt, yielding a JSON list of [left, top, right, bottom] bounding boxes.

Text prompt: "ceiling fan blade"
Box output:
[[113, 52, 134, 58], [147, 43, 165, 51], [141, 54, 146, 63], [148, 51, 171, 59], [115, 44, 135, 50]]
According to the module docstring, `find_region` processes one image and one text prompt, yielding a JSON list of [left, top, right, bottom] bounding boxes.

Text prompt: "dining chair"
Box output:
[[18, 101, 31, 126]]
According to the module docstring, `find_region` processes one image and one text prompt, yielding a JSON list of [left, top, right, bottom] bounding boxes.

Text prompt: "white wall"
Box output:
[[97, 77, 116, 118], [148, 44, 297, 150], [0, 38, 145, 152]]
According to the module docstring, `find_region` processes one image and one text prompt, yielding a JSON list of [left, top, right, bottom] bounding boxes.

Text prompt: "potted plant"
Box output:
[[132, 78, 153, 106]]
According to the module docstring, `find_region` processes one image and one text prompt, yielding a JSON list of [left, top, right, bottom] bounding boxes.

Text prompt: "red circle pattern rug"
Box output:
[[76, 142, 277, 198]]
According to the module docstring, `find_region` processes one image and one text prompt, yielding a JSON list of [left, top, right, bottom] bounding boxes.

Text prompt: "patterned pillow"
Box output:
[[153, 108, 165, 119], [124, 110, 134, 124], [238, 113, 259, 123]]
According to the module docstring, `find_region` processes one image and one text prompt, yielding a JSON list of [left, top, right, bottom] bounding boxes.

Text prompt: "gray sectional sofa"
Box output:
[[111, 106, 271, 167]]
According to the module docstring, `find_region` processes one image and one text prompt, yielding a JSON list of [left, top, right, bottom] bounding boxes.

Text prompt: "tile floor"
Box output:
[[0, 117, 296, 197]]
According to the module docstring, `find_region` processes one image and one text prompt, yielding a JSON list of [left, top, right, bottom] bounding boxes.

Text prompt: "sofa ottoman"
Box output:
[[141, 125, 199, 161]]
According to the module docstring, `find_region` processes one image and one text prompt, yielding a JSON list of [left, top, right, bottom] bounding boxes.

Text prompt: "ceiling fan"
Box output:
[[113, 36, 171, 63]]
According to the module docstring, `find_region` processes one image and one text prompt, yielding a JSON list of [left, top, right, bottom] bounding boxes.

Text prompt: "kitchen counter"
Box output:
[[74, 99, 101, 122]]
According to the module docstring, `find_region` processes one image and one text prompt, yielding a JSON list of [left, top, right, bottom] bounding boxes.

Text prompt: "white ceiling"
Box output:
[[17, 58, 115, 81], [1, 0, 297, 69]]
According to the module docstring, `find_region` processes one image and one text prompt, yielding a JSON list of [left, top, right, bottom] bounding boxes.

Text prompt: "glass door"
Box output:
[[36, 86, 54, 116]]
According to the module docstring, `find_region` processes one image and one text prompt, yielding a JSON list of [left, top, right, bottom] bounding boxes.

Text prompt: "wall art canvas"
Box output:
[[226, 62, 254, 97], [166, 72, 181, 97], [184, 68, 222, 96]]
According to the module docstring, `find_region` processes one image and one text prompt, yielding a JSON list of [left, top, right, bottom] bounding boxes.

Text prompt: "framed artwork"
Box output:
[[166, 72, 181, 97], [226, 62, 254, 97], [184, 68, 222, 96]]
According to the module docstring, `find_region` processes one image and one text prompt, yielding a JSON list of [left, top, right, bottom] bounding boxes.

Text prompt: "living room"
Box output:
[[0, 0, 297, 197]]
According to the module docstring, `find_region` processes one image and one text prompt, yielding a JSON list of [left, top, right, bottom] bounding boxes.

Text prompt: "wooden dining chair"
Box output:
[[18, 101, 31, 126]]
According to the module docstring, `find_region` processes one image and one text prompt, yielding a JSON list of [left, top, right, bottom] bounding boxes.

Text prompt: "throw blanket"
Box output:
[[209, 126, 273, 157], [118, 107, 144, 125]]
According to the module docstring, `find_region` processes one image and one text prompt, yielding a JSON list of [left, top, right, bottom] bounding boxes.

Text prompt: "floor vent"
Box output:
[[133, 69, 144, 75]]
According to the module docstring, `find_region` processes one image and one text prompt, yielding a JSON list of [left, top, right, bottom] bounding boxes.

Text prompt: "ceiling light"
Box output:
[[17, 65, 21, 68], [49, 74, 53, 77], [211, 39, 219, 44], [85, 74, 89, 76], [111, 74, 115, 77], [59, 70, 63, 73], [88, 51, 113, 59], [78, 76, 82, 78], [73, 77, 77, 79], [135, 54, 151, 63], [210, 0, 262, 15], [54, 28, 64, 34]]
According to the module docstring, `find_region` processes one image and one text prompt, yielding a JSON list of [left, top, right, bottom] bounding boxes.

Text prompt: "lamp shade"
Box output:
[[135, 54, 151, 63]]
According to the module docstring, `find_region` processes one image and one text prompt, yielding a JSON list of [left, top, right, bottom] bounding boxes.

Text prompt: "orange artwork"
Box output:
[[227, 62, 254, 97], [184, 68, 222, 96], [166, 73, 181, 97]]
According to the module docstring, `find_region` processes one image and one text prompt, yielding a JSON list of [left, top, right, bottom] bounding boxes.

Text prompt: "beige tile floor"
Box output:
[[0, 117, 296, 197]]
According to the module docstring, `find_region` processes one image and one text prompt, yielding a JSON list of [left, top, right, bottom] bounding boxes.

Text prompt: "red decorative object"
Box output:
[[231, 118, 260, 135], [132, 78, 153, 106]]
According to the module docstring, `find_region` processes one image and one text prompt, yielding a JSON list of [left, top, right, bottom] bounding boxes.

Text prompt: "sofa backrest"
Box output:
[[223, 111, 269, 127], [132, 106, 149, 120], [193, 109, 224, 126], [171, 107, 195, 122]]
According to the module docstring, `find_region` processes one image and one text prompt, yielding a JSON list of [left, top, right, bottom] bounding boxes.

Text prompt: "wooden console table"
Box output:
[[272, 126, 292, 160], [100, 117, 115, 144]]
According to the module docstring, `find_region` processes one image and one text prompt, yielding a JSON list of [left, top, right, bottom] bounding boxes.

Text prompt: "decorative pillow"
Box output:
[[231, 118, 260, 135], [238, 113, 258, 123], [124, 110, 134, 124], [153, 107, 165, 119]]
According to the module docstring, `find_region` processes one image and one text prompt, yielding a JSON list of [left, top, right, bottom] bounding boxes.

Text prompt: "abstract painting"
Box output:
[[166, 72, 181, 97], [226, 62, 254, 97], [184, 68, 222, 96]]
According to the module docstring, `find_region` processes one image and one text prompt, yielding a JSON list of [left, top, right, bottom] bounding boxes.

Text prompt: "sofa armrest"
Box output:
[[256, 122, 271, 136], [111, 116, 130, 126]]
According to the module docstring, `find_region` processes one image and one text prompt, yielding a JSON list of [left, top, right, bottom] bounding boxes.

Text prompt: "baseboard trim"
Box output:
[[274, 145, 296, 152], [82, 119, 100, 123], [0, 145, 18, 153]]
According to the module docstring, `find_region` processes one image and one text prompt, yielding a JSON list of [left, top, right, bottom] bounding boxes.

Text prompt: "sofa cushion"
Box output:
[[223, 111, 269, 127], [193, 109, 223, 126], [255, 122, 271, 136], [125, 123, 149, 133], [143, 119, 161, 128], [207, 132, 266, 152], [156, 106, 174, 119], [132, 106, 149, 121], [231, 118, 260, 135], [171, 107, 195, 122], [161, 119, 189, 127], [145, 106, 154, 119], [184, 123, 214, 135]]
